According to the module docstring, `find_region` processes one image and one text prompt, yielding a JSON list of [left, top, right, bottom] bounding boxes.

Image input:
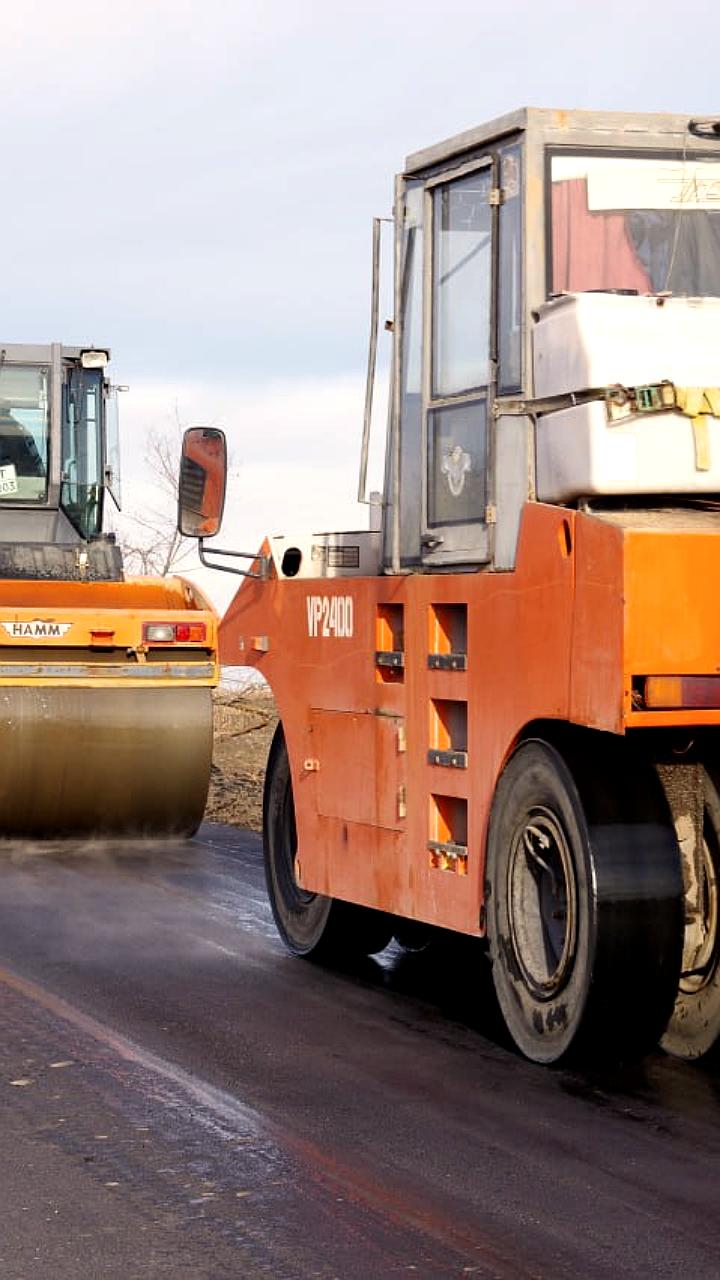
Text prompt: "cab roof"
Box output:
[[404, 107, 715, 176]]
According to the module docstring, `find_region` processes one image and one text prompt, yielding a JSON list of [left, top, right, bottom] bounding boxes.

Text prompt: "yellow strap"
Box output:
[[693, 417, 711, 471], [674, 387, 720, 471], [704, 387, 720, 417], [676, 386, 706, 418]]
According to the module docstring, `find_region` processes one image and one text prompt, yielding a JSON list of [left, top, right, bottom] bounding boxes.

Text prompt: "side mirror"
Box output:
[[177, 427, 227, 538]]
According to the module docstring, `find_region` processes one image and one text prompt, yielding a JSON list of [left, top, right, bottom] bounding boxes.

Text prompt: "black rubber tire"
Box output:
[[485, 738, 683, 1065], [263, 725, 393, 960], [662, 768, 720, 1060]]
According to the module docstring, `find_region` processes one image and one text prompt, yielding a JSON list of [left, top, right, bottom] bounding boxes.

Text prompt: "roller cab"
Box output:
[[184, 109, 720, 1064], [0, 344, 218, 837]]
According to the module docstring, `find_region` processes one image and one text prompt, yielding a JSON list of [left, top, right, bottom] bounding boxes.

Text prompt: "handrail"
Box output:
[[358, 217, 383, 504]]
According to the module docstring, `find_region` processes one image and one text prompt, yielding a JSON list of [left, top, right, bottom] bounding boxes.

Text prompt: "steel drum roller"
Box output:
[[0, 686, 212, 837]]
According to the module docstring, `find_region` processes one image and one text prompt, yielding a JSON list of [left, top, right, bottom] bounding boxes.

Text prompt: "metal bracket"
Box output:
[[428, 839, 468, 859], [495, 381, 677, 424], [494, 387, 608, 418], [397, 785, 407, 819], [198, 538, 269, 580], [375, 650, 404, 669], [427, 749, 468, 769], [428, 652, 467, 672]]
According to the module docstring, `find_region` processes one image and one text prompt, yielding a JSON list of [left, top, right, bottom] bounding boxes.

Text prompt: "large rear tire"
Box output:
[[485, 739, 683, 1064], [662, 768, 720, 1060], [263, 726, 393, 960]]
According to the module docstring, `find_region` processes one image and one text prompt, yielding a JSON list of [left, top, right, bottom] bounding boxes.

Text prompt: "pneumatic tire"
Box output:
[[485, 739, 683, 1065], [263, 725, 393, 960]]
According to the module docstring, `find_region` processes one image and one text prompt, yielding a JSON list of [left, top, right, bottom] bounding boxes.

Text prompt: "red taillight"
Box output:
[[175, 622, 207, 643], [143, 622, 207, 644]]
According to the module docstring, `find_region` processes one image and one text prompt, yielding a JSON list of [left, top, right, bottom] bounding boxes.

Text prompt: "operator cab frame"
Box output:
[[384, 107, 720, 573], [0, 342, 121, 546]]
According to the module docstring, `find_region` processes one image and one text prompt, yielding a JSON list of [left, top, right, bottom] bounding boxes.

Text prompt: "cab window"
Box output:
[[550, 151, 720, 296], [0, 364, 49, 502], [62, 367, 103, 536]]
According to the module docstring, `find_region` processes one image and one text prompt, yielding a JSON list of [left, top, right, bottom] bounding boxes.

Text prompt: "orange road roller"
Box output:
[[0, 343, 217, 837], [180, 109, 720, 1064]]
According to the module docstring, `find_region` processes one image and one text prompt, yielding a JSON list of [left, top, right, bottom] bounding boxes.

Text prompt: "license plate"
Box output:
[[0, 465, 18, 495]]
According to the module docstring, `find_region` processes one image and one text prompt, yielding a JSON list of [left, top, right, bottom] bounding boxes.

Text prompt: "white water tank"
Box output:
[[532, 293, 720, 501]]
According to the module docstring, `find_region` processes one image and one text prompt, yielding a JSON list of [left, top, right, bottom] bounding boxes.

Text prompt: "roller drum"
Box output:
[[0, 686, 213, 837]]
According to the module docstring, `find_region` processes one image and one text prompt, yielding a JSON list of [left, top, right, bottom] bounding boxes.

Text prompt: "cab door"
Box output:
[[420, 158, 495, 566]]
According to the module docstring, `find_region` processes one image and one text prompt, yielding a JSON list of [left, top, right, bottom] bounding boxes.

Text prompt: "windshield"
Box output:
[[0, 363, 49, 501], [550, 152, 720, 297]]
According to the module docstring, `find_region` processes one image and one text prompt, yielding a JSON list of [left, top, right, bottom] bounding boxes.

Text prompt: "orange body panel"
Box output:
[[0, 573, 219, 688], [219, 503, 720, 935], [624, 528, 720, 726], [0, 575, 212, 611]]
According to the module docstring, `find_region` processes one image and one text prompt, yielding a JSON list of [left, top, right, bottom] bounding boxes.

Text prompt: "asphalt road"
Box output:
[[0, 823, 719, 1279]]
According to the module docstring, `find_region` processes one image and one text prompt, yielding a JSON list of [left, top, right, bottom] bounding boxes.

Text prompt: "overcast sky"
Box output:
[[2, 0, 718, 606]]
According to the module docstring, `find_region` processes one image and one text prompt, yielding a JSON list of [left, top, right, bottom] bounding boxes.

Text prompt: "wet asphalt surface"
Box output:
[[0, 825, 719, 1278]]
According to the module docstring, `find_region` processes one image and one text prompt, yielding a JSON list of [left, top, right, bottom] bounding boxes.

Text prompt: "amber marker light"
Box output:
[[642, 675, 720, 709]]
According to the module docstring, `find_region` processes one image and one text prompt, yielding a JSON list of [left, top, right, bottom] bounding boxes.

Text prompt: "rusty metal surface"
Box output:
[[0, 661, 214, 681], [0, 686, 212, 836], [0, 824, 719, 1276]]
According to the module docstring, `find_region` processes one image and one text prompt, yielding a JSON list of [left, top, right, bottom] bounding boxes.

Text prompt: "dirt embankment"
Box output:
[[205, 688, 278, 831]]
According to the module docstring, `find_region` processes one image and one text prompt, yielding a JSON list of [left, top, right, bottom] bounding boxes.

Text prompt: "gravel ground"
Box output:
[[204, 688, 277, 831]]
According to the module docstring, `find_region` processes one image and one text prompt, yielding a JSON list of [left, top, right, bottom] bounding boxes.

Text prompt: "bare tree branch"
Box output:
[[117, 407, 196, 576]]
